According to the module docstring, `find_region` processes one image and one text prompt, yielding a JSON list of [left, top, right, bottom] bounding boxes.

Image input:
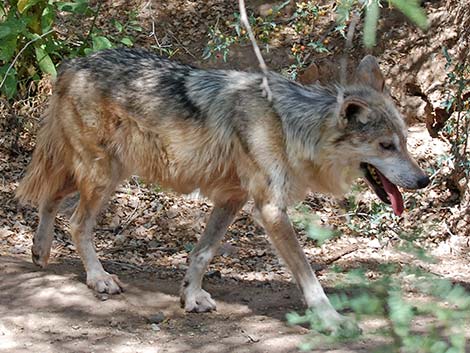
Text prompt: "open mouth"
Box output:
[[360, 163, 404, 216]]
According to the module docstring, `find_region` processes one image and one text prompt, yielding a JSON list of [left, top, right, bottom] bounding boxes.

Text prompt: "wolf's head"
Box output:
[[330, 55, 429, 216]]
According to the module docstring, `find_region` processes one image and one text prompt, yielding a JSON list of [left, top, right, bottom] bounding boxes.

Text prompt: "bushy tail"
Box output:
[[16, 95, 73, 206]]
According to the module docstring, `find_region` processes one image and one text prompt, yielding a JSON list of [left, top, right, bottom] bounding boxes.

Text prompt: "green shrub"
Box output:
[[0, 0, 139, 100], [289, 209, 470, 352]]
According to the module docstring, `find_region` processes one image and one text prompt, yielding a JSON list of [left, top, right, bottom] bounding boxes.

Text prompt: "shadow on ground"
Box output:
[[0, 255, 395, 353]]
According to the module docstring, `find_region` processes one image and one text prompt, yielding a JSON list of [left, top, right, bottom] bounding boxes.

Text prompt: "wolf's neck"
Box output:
[[268, 74, 340, 161]]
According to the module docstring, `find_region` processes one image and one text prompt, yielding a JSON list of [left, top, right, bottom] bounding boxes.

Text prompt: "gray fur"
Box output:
[[18, 48, 430, 337]]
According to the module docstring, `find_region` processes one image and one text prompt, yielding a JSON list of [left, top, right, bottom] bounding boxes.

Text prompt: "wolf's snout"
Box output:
[[416, 175, 430, 189]]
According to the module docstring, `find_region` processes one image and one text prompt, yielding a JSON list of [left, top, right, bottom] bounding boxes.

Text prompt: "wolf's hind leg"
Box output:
[[70, 180, 123, 294], [181, 199, 245, 312], [32, 184, 76, 268]]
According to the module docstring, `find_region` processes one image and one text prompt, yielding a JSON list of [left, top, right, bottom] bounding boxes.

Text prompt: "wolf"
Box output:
[[16, 48, 429, 336]]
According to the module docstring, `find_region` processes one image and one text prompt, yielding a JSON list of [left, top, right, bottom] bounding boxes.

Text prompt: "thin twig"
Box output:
[[340, 11, 359, 86], [166, 30, 197, 60], [238, 0, 272, 101], [327, 212, 371, 219], [105, 260, 143, 271], [0, 30, 55, 90], [150, 21, 163, 54], [84, 2, 103, 45], [114, 204, 140, 236], [443, 221, 455, 238], [323, 244, 358, 265], [145, 0, 166, 56]]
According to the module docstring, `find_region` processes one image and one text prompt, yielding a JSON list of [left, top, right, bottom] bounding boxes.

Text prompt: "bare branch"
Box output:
[[145, 0, 172, 56], [340, 12, 360, 86], [238, 0, 272, 101]]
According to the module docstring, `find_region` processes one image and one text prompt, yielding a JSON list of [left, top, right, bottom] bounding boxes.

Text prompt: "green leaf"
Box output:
[[92, 35, 113, 51], [0, 14, 29, 39], [113, 19, 123, 33], [56, 0, 90, 15], [34, 44, 57, 77], [0, 36, 17, 62], [364, 0, 379, 48], [17, 0, 43, 14], [0, 24, 12, 38], [41, 4, 55, 32], [286, 312, 308, 325], [0, 66, 18, 99], [390, 0, 429, 30], [120, 37, 133, 47]]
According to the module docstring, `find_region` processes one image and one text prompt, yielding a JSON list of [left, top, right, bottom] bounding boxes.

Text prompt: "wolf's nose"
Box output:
[[417, 175, 430, 188]]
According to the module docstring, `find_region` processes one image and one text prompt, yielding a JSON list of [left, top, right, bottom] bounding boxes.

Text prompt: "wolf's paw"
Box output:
[[181, 288, 216, 313], [321, 314, 361, 338], [32, 245, 50, 268], [87, 272, 124, 294]]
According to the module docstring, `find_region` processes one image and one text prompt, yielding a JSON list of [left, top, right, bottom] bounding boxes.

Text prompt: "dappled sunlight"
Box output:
[[2, 255, 419, 353]]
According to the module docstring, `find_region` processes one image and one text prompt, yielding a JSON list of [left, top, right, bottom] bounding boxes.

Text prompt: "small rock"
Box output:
[[9, 245, 26, 254], [205, 270, 221, 279], [148, 312, 165, 324], [256, 249, 266, 257], [218, 243, 238, 257], [166, 206, 178, 219], [148, 240, 160, 248], [114, 233, 127, 245], [241, 296, 251, 303], [150, 323, 161, 332], [368, 238, 381, 249], [456, 219, 467, 229], [109, 318, 119, 327], [258, 3, 273, 17], [95, 293, 109, 301], [0, 228, 13, 239]]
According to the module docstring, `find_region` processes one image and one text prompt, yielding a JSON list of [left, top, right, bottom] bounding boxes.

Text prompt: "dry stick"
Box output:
[[150, 21, 163, 55], [0, 30, 55, 90], [166, 30, 198, 60], [323, 244, 358, 265], [340, 12, 360, 86], [238, 0, 272, 102], [145, 0, 170, 56], [84, 1, 103, 45]]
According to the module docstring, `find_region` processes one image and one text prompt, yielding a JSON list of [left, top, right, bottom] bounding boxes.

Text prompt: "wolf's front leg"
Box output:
[[257, 202, 360, 337], [181, 200, 244, 312]]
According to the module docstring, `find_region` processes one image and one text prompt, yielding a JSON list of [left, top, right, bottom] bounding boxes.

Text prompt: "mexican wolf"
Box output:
[[16, 48, 429, 335]]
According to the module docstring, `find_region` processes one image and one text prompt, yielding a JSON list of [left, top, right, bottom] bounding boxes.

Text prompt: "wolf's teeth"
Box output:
[[368, 165, 382, 185]]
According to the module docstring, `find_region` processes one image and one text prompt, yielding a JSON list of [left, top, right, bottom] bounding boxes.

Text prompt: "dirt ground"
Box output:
[[1, 0, 470, 352], [6, 253, 461, 353], [2, 125, 469, 353]]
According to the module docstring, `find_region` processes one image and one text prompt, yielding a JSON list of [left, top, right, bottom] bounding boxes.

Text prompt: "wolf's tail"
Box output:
[[16, 94, 73, 206]]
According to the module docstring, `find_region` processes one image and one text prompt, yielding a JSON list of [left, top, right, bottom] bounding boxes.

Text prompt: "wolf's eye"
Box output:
[[379, 142, 395, 151]]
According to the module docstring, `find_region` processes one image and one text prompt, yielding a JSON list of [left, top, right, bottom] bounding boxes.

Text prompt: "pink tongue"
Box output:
[[378, 173, 404, 216]]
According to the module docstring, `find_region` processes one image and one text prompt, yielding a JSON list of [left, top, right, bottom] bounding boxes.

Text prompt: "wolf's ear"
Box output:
[[339, 96, 370, 126], [354, 55, 385, 92]]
